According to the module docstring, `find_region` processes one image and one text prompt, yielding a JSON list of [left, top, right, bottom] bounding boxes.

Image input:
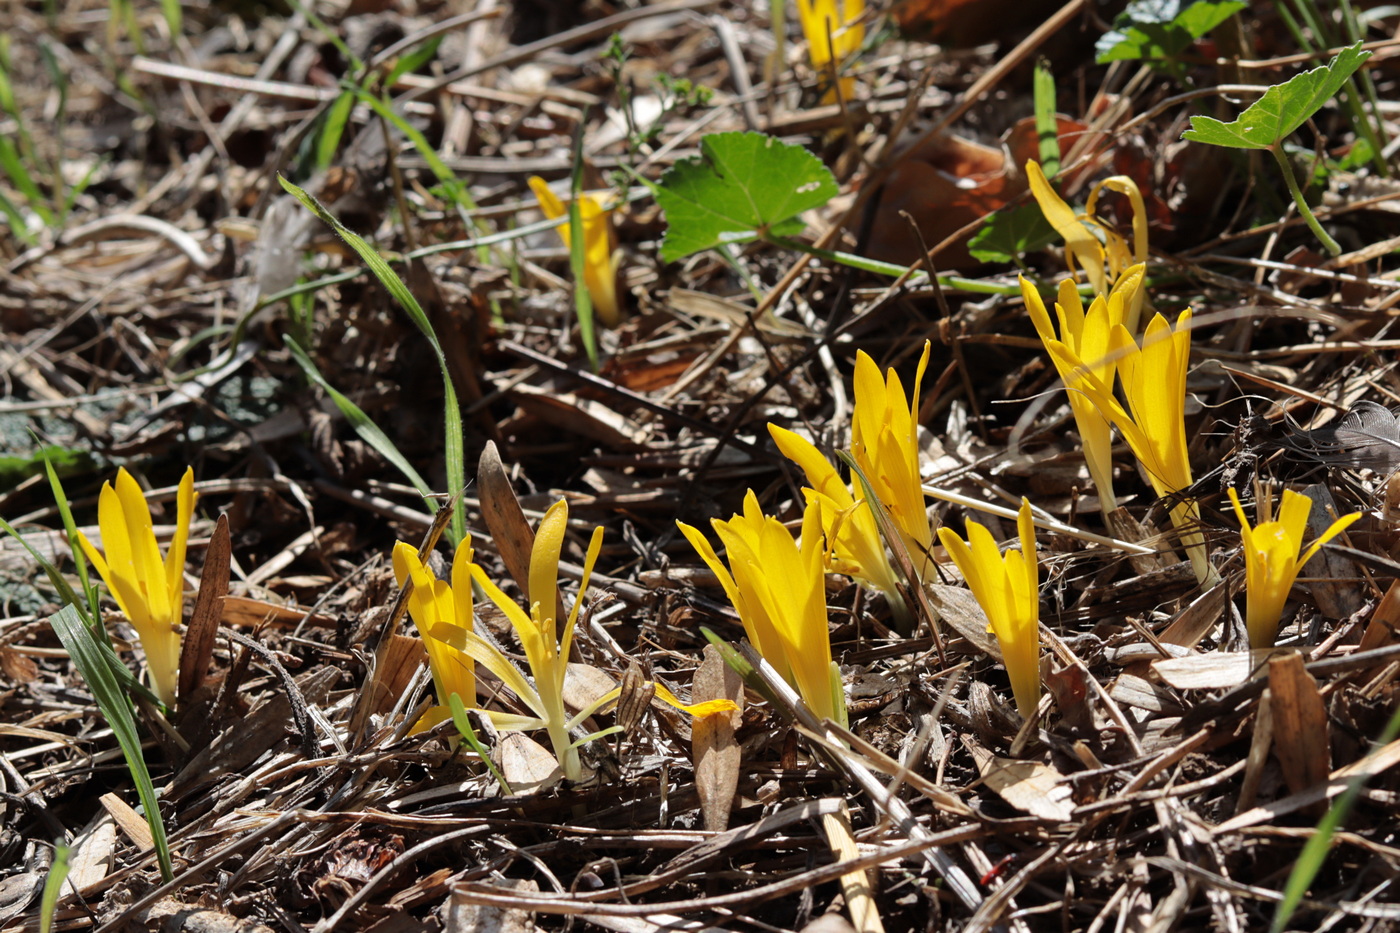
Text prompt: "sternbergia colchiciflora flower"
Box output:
[[679, 492, 847, 729], [937, 499, 1041, 719], [1023, 265, 1145, 519], [528, 176, 621, 327], [1228, 488, 1360, 648], [78, 467, 197, 707]]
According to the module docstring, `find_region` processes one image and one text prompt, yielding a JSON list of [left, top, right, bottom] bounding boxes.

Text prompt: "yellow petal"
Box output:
[[1026, 160, 1106, 294], [528, 176, 566, 224], [768, 424, 856, 510], [164, 467, 196, 615], [652, 683, 739, 718], [530, 499, 568, 630]]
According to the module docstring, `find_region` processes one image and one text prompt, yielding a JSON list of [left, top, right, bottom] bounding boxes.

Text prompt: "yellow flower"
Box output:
[[392, 540, 476, 734], [1228, 488, 1360, 648], [1026, 160, 1149, 333], [852, 341, 934, 579], [1046, 307, 1216, 585], [796, 0, 864, 101], [77, 467, 197, 706], [679, 492, 845, 728], [936, 498, 1040, 719], [769, 341, 933, 600], [529, 176, 622, 327], [768, 423, 901, 598], [413, 500, 733, 780], [1023, 266, 1145, 516]]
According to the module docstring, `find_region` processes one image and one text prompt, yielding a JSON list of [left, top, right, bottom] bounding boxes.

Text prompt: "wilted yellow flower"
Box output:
[[392, 541, 476, 734], [937, 498, 1040, 719], [1228, 488, 1360, 648], [679, 491, 846, 728], [78, 467, 197, 707], [1023, 266, 1145, 517], [796, 0, 864, 101], [1047, 308, 1216, 585], [1026, 160, 1148, 333], [529, 176, 621, 327]]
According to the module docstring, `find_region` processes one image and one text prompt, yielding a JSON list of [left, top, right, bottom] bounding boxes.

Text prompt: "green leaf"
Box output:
[[0, 444, 90, 488], [966, 203, 1057, 265], [278, 175, 465, 545], [1182, 41, 1372, 149], [50, 605, 174, 881], [656, 131, 838, 262], [313, 90, 355, 174], [1097, 0, 1245, 63], [567, 121, 597, 370]]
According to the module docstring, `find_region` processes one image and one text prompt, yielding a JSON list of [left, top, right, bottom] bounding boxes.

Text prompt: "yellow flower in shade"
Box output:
[[528, 176, 622, 327], [392, 541, 476, 734], [1023, 265, 1145, 517], [770, 341, 933, 596], [1228, 488, 1361, 648], [77, 467, 197, 707], [936, 498, 1041, 719], [1026, 160, 1149, 333], [1046, 307, 1216, 586], [796, 0, 864, 101], [679, 492, 846, 728]]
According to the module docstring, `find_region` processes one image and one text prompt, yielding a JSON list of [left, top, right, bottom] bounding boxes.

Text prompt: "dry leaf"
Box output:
[[497, 733, 564, 795], [966, 742, 1074, 821], [1268, 650, 1330, 808], [691, 644, 743, 832]]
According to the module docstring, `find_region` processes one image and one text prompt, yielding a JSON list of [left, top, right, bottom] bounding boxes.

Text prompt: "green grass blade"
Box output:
[[0, 515, 158, 701], [157, 0, 180, 39], [278, 174, 465, 544], [0, 135, 54, 226], [1270, 699, 1400, 932], [314, 90, 356, 174], [284, 335, 436, 514], [0, 187, 36, 246], [448, 693, 513, 794], [384, 35, 443, 89], [42, 450, 100, 624], [39, 841, 69, 933], [1033, 58, 1060, 178], [567, 122, 598, 370], [50, 605, 173, 882]]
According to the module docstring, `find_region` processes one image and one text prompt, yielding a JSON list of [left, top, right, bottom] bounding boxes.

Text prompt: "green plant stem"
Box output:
[[765, 236, 1028, 295], [1269, 143, 1340, 256]]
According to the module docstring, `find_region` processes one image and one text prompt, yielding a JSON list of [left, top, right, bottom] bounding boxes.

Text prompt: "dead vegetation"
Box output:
[[3, 0, 1400, 931]]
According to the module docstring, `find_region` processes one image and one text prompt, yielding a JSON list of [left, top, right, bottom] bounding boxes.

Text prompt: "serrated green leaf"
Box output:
[[1182, 41, 1372, 149], [1096, 0, 1245, 63], [656, 131, 837, 262], [967, 203, 1057, 264]]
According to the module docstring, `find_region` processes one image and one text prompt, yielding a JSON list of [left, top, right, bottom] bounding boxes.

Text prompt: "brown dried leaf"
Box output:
[[1269, 650, 1330, 807], [691, 644, 743, 832], [180, 512, 229, 704], [966, 742, 1074, 821], [496, 733, 563, 795]]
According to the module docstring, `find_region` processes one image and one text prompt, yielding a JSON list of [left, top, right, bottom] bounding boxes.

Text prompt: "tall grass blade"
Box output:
[[1270, 700, 1400, 932], [50, 605, 174, 881], [567, 122, 598, 370], [285, 335, 436, 513], [278, 175, 465, 544], [39, 841, 69, 933]]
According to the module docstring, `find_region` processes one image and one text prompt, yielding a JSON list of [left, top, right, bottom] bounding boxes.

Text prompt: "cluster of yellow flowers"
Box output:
[[71, 161, 1364, 755]]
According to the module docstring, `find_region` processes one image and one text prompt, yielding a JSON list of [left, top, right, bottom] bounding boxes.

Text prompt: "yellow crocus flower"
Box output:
[[851, 340, 934, 579], [936, 498, 1041, 719], [528, 176, 622, 327], [1026, 160, 1149, 333], [1023, 265, 1145, 517], [1046, 308, 1216, 585], [77, 467, 197, 707], [415, 500, 731, 780], [796, 0, 864, 102], [392, 540, 476, 734], [770, 341, 933, 597], [1228, 488, 1360, 648], [679, 491, 846, 728]]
